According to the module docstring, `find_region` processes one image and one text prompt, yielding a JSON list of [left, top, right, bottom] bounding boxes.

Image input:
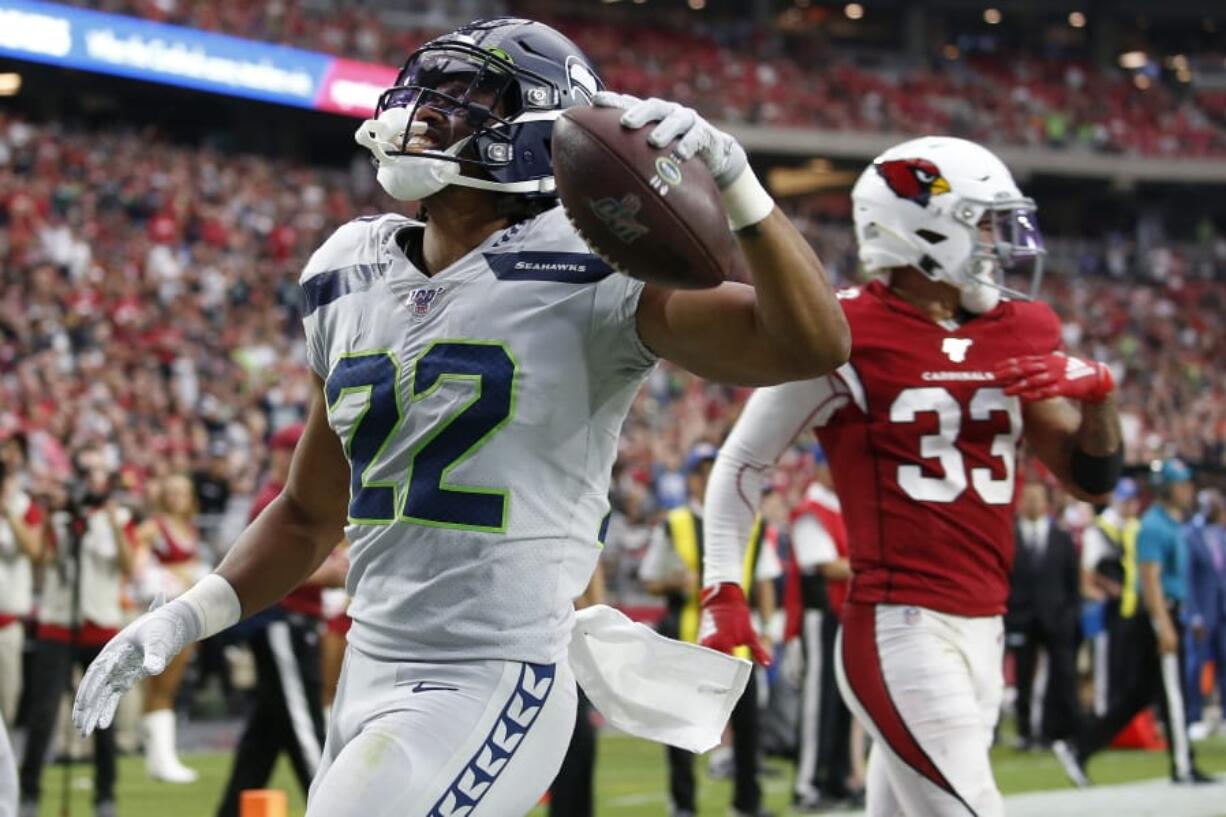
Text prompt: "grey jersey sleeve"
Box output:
[[590, 274, 657, 376], [299, 215, 405, 379]]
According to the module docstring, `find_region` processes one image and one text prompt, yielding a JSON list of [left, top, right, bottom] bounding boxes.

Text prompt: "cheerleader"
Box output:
[[133, 474, 206, 783]]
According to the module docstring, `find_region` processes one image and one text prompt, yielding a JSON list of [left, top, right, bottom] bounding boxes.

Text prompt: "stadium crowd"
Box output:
[[63, 0, 1226, 157]]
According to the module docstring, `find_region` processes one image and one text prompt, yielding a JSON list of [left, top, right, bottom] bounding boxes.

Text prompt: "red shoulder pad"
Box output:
[[1007, 299, 1062, 355]]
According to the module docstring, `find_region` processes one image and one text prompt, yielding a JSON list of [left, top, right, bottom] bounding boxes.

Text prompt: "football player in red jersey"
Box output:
[[699, 136, 1122, 816]]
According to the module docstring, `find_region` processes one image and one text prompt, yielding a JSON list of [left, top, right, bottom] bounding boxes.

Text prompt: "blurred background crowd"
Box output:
[[59, 0, 1226, 156]]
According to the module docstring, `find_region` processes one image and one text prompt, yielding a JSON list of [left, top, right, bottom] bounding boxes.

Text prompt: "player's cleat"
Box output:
[[1052, 739, 1090, 788], [94, 801, 118, 817], [791, 792, 840, 813], [730, 808, 776, 817], [18, 801, 37, 817], [1174, 768, 1218, 785]]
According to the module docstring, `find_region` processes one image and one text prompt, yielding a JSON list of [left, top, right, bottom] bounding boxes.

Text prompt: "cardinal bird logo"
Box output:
[[875, 158, 952, 207]]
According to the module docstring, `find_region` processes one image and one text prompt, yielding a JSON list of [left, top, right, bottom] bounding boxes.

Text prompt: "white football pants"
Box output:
[[836, 603, 1005, 817], [0, 710, 15, 817], [307, 646, 576, 817]]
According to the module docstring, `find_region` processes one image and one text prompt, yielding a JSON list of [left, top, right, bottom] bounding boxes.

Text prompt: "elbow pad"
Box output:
[[1072, 447, 1124, 496]]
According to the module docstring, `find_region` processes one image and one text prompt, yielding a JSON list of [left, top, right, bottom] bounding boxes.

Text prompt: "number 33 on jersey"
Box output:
[[299, 209, 657, 664], [815, 280, 1062, 617]]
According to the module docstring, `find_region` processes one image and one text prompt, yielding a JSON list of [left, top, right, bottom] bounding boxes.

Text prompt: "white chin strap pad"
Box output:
[[959, 283, 1001, 314]]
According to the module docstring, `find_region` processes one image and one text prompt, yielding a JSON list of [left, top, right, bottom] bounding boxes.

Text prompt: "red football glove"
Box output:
[[993, 353, 1114, 404], [698, 582, 771, 666]]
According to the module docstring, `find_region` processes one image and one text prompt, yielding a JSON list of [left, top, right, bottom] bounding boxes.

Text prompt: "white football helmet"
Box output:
[[851, 136, 1045, 313]]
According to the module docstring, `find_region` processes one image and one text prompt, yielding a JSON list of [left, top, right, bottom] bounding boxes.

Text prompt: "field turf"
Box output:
[[27, 733, 1226, 816]]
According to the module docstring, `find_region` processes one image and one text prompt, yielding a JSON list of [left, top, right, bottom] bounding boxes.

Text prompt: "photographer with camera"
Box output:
[[1, 434, 44, 817], [18, 449, 136, 817], [0, 439, 46, 727]]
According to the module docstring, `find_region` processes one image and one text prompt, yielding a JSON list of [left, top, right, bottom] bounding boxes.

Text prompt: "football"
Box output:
[[551, 105, 739, 289]]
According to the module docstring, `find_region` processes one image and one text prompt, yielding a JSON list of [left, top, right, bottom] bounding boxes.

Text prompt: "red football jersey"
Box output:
[[817, 280, 1061, 616]]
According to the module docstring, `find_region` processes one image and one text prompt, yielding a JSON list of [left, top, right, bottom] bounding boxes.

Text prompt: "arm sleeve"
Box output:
[[1136, 525, 1163, 565], [792, 515, 838, 571], [701, 377, 847, 588], [302, 313, 329, 379]]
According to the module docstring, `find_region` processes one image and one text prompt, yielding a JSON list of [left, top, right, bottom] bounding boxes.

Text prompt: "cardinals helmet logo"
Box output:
[[875, 158, 951, 207]]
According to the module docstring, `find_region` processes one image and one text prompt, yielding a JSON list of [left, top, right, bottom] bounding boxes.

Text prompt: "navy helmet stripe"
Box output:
[[301, 263, 386, 317]]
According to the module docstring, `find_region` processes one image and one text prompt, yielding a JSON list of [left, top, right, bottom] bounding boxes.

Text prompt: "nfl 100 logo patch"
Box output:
[[409, 286, 446, 320]]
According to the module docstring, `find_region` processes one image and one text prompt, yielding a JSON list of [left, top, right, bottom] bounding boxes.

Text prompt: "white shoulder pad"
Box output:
[[300, 214, 416, 284]]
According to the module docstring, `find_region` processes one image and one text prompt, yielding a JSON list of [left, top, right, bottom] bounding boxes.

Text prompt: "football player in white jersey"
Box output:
[[71, 17, 849, 817]]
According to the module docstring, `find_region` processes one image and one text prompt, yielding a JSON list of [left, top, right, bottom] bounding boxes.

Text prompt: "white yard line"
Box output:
[[835, 779, 1226, 817]]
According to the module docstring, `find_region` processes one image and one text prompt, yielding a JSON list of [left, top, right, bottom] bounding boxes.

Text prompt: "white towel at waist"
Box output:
[[568, 604, 752, 754]]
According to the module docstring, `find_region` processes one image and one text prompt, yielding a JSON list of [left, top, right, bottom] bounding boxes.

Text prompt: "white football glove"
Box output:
[[592, 92, 747, 189], [592, 92, 774, 230], [73, 595, 199, 736]]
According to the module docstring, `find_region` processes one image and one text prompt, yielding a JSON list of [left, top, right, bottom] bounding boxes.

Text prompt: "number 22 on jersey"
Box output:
[[324, 340, 517, 532]]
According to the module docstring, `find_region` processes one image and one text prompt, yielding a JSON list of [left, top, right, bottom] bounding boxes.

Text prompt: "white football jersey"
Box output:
[[300, 206, 656, 663]]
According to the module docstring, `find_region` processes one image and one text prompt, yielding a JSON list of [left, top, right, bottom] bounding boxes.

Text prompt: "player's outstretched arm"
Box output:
[[700, 380, 835, 664], [996, 353, 1123, 503], [594, 93, 850, 386], [73, 377, 348, 735]]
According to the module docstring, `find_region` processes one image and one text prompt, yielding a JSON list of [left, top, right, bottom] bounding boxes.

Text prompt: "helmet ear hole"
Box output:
[[915, 229, 948, 245]]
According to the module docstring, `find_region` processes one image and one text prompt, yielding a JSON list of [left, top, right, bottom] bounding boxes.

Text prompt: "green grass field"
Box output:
[[28, 733, 1226, 816]]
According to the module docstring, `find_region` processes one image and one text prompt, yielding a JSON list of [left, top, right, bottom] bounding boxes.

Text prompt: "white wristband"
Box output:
[[178, 573, 242, 640], [721, 167, 775, 231]]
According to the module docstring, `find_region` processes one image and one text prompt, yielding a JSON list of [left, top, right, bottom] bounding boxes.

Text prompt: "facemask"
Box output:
[[355, 109, 465, 202]]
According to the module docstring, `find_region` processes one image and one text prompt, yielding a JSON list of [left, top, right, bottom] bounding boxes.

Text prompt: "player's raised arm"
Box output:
[[73, 377, 349, 736], [995, 353, 1123, 503], [593, 93, 850, 386]]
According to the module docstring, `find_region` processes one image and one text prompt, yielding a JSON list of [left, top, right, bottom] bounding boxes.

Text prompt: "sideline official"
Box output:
[[1056, 459, 1213, 785]]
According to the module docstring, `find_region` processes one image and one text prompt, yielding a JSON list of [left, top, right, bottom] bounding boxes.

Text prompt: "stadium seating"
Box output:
[[60, 0, 1226, 157]]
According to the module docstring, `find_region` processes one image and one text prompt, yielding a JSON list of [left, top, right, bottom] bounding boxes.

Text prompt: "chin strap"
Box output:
[[446, 173, 557, 195]]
